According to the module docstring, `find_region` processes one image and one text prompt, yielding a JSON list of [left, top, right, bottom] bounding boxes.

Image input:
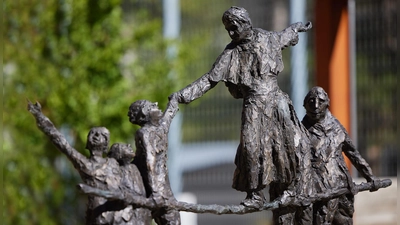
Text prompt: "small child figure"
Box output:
[[128, 96, 180, 225], [28, 101, 149, 225], [302, 86, 379, 225], [107, 143, 152, 225]]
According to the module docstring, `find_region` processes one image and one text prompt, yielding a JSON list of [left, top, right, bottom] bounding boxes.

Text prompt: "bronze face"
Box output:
[[223, 19, 252, 43], [304, 88, 329, 121], [87, 127, 110, 151]]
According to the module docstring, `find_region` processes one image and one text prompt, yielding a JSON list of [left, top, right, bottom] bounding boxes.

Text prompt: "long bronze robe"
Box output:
[[177, 26, 313, 194]]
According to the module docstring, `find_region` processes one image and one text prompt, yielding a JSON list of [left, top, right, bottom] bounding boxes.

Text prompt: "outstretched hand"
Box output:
[[293, 21, 312, 32], [27, 100, 43, 116], [369, 178, 380, 192], [168, 92, 179, 103]]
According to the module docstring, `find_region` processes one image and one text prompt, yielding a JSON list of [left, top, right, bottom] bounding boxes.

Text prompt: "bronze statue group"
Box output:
[[29, 6, 390, 225]]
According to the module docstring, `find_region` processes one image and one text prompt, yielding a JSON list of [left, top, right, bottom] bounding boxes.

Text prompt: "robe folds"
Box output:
[[177, 26, 313, 195]]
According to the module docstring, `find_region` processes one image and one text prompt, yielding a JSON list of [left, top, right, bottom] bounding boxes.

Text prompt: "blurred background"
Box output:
[[3, 0, 397, 224]]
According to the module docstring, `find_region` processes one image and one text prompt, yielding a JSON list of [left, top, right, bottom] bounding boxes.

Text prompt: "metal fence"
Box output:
[[354, 0, 397, 176]]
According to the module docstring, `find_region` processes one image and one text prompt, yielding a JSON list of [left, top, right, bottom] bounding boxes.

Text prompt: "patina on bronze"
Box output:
[[301, 87, 380, 225], [171, 6, 314, 224], [28, 6, 392, 225], [107, 143, 152, 224], [128, 96, 181, 225], [28, 101, 151, 225], [77, 178, 391, 214]]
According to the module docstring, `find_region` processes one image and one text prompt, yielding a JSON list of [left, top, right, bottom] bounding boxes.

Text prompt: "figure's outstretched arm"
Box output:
[[278, 178, 392, 207], [278, 21, 312, 49], [78, 179, 392, 214], [174, 74, 218, 104], [341, 126, 380, 191], [161, 93, 180, 128], [28, 101, 90, 170], [342, 136, 376, 181], [77, 183, 280, 214], [291, 21, 312, 33], [172, 48, 233, 104]]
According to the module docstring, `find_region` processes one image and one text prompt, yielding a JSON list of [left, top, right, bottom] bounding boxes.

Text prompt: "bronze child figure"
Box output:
[[107, 143, 152, 225], [302, 87, 379, 225], [28, 101, 149, 225], [128, 97, 180, 225]]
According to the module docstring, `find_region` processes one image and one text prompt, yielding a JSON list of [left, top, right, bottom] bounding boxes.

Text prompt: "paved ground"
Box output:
[[353, 177, 397, 225]]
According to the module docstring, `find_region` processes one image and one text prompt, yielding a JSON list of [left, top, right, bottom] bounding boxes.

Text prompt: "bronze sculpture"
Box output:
[[28, 101, 151, 225], [128, 97, 181, 225], [27, 6, 392, 225], [170, 6, 314, 224], [107, 143, 152, 225], [301, 87, 379, 225]]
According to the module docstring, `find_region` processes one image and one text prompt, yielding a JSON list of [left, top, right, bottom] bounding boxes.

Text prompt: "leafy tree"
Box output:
[[3, 1, 186, 224]]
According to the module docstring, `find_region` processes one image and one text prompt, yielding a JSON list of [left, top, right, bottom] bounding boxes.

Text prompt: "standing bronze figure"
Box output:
[[171, 6, 313, 224], [28, 101, 150, 225], [27, 6, 393, 225], [107, 143, 152, 225], [302, 87, 379, 225], [128, 97, 180, 225]]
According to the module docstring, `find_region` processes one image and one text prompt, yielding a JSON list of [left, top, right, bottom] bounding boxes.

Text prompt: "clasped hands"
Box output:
[[168, 92, 180, 109]]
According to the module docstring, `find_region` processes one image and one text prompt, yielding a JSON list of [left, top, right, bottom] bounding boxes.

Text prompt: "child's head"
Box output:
[[86, 127, 110, 156], [128, 100, 162, 126], [108, 143, 135, 165]]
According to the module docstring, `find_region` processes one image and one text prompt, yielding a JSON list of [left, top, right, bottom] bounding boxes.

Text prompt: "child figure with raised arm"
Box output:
[[128, 95, 180, 225]]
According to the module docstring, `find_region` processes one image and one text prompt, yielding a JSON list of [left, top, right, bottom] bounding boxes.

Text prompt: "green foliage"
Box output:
[[3, 1, 185, 224]]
